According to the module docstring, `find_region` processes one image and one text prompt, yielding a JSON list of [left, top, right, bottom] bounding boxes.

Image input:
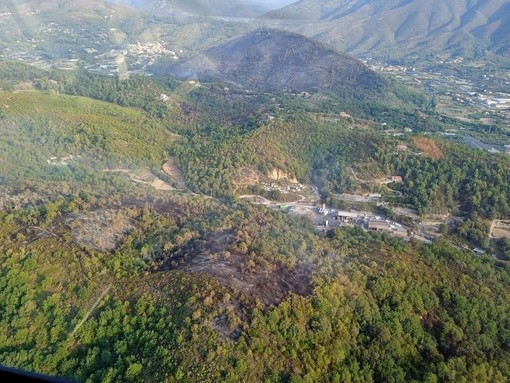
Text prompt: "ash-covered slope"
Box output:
[[160, 28, 387, 96]]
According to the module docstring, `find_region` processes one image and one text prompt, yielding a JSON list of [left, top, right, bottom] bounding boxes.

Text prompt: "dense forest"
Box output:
[[0, 194, 509, 382], [0, 61, 509, 382]]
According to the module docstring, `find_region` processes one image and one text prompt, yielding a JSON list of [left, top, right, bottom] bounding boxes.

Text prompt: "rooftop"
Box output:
[[336, 211, 361, 218], [368, 221, 392, 231]]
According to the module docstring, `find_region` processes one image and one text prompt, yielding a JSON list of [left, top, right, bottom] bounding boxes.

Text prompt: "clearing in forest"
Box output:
[[491, 220, 510, 239], [232, 167, 260, 191], [162, 157, 186, 188], [412, 137, 443, 160], [104, 168, 173, 191]]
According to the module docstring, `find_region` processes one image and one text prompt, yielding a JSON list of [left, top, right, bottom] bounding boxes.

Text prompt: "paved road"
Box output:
[[239, 194, 316, 209]]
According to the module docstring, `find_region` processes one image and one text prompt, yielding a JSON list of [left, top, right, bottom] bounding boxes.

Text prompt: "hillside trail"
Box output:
[[70, 284, 112, 337], [103, 168, 174, 191], [348, 167, 392, 185]]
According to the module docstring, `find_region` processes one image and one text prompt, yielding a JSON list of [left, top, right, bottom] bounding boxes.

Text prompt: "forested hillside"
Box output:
[[1, 194, 509, 382], [0, 91, 175, 181], [0, 62, 509, 382]]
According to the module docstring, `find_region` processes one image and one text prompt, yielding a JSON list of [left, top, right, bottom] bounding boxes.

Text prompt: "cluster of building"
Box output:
[[6, 22, 183, 77], [126, 42, 180, 60], [86, 42, 181, 77], [260, 181, 306, 196], [363, 59, 416, 74], [381, 128, 414, 137], [314, 206, 409, 236], [333, 211, 408, 236], [37, 22, 77, 38], [47, 155, 81, 166], [84, 52, 120, 76], [481, 95, 510, 110], [435, 57, 464, 65]]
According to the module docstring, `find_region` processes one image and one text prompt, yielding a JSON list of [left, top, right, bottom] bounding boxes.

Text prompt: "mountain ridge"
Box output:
[[106, 0, 274, 17], [261, 0, 510, 61]]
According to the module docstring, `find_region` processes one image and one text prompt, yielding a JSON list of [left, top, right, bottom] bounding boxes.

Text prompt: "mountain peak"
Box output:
[[159, 28, 386, 95]]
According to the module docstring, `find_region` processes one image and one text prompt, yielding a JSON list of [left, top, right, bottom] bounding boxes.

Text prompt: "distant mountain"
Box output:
[[1, 0, 140, 21], [0, 0, 252, 66], [0, 0, 142, 42], [159, 28, 388, 96], [107, 0, 272, 17], [262, 0, 510, 61]]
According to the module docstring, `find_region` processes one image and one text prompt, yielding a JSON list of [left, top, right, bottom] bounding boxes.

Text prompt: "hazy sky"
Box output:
[[254, 0, 298, 7], [265, 0, 297, 4]]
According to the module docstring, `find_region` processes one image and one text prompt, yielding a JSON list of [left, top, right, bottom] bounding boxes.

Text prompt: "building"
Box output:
[[336, 212, 360, 223], [318, 204, 328, 216], [391, 175, 403, 183], [396, 144, 408, 153], [368, 220, 392, 232]]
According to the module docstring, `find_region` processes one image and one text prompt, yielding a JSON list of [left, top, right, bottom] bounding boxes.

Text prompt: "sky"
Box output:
[[255, 0, 298, 7], [256, 0, 297, 6]]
